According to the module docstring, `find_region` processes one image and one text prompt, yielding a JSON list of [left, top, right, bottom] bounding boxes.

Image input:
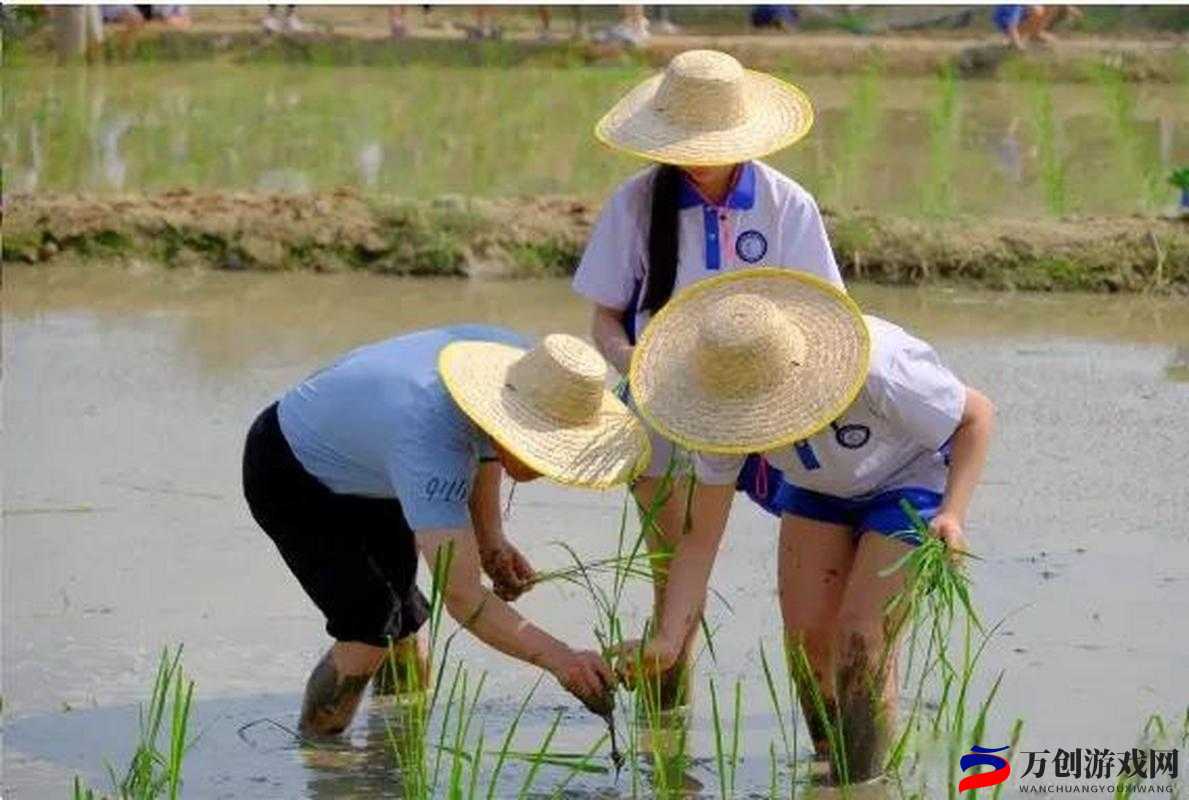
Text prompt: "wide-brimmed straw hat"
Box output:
[[439, 334, 651, 488], [595, 49, 814, 167], [629, 269, 870, 454]]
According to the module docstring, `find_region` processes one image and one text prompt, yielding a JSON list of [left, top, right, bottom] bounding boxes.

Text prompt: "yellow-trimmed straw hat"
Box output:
[[629, 269, 870, 455], [440, 334, 651, 488], [595, 49, 814, 167]]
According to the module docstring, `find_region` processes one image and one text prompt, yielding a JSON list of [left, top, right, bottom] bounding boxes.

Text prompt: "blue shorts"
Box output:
[[780, 486, 942, 545], [993, 4, 1027, 33]]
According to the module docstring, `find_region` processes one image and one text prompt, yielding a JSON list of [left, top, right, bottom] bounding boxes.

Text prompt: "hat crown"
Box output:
[[653, 50, 747, 132], [506, 334, 606, 425], [695, 294, 806, 398]]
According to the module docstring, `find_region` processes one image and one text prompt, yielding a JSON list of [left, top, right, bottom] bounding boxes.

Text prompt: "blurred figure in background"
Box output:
[[995, 5, 1082, 49], [750, 5, 800, 31], [262, 5, 310, 34]]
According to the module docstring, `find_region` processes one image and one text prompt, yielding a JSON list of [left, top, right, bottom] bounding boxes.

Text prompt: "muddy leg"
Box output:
[[372, 630, 430, 696], [633, 473, 697, 710], [831, 532, 912, 783], [300, 641, 386, 736], [777, 514, 856, 759]]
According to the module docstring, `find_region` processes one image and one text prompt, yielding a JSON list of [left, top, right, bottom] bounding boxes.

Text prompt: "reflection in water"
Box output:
[[5, 65, 1186, 215], [300, 704, 404, 800], [359, 142, 384, 187]]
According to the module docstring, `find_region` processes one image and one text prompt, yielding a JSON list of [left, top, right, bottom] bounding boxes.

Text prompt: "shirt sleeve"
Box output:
[[778, 191, 844, 289], [693, 453, 747, 486], [870, 336, 967, 451], [388, 439, 474, 532], [572, 186, 645, 311]]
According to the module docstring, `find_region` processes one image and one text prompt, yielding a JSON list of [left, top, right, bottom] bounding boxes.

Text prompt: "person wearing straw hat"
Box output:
[[572, 48, 844, 707], [616, 268, 995, 782], [242, 325, 648, 736]]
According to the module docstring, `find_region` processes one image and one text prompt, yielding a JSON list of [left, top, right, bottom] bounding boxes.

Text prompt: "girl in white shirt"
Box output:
[[573, 49, 843, 706], [619, 270, 995, 783]]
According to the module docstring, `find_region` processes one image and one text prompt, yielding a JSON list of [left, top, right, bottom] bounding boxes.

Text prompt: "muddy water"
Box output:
[[3, 267, 1188, 798], [4, 64, 1187, 216]]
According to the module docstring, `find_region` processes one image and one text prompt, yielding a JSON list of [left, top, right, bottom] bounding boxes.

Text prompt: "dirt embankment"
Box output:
[[5, 190, 1187, 293], [10, 24, 1188, 83]]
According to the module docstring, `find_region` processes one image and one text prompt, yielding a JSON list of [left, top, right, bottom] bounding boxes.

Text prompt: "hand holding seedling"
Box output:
[[479, 536, 536, 601], [928, 511, 968, 556], [611, 636, 680, 689], [549, 647, 616, 716]]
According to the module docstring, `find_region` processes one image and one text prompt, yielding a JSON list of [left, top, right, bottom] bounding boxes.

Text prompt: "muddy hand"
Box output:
[[612, 637, 679, 690], [551, 648, 615, 716]]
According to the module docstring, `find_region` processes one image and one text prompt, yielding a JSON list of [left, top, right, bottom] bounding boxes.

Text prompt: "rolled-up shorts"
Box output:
[[242, 403, 430, 648]]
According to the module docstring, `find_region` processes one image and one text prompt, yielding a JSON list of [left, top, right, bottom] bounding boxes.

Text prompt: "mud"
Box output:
[[6, 190, 1188, 293]]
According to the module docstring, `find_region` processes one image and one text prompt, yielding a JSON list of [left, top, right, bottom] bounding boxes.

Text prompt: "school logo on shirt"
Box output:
[[831, 421, 871, 449], [735, 229, 768, 263]]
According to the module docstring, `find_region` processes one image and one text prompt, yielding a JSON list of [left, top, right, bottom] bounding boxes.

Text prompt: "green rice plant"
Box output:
[[72, 646, 195, 800], [1028, 76, 1069, 216], [990, 718, 1025, 800], [921, 65, 960, 217], [1095, 65, 1166, 212], [707, 677, 744, 800], [829, 64, 883, 209]]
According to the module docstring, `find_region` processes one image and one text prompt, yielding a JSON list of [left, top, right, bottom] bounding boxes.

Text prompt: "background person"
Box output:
[[242, 326, 648, 735], [573, 49, 843, 710], [618, 269, 995, 783]]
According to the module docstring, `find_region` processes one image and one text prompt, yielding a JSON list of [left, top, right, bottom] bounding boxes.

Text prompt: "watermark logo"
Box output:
[[959, 745, 1012, 793]]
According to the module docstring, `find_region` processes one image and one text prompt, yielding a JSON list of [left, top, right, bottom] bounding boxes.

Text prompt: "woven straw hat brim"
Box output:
[[439, 342, 651, 489], [595, 70, 814, 167], [629, 269, 870, 455]]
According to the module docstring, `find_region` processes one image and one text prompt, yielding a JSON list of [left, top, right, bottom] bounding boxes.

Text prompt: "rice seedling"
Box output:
[[72, 646, 196, 800], [1028, 75, 1069, 216], [921, 64, 960, 217], [1095, 65, 1165, 212], [828, 64, 883, 210]]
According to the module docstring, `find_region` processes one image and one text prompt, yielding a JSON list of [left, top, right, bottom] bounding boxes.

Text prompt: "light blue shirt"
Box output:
[[277, 325, 530, 531]]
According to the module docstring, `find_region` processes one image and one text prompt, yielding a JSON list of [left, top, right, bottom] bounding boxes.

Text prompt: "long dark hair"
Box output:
[[641, 164, 682, 314]]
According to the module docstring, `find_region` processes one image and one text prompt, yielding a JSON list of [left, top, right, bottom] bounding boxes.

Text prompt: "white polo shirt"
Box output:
[[697, 316, 967, 498], [572, 161, 843, 343]]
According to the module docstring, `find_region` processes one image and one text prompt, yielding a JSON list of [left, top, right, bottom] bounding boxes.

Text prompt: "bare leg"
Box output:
[[372, 630, 430, 695], [300, 641, 386, 736], [633, 473, 696, 709], [831, 532, 913, 783], [777, 515, 856, 759]]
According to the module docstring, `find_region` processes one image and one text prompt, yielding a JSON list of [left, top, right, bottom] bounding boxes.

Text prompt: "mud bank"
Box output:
[[11, 27, 1188, 83], [5, 190, 1187, 293]]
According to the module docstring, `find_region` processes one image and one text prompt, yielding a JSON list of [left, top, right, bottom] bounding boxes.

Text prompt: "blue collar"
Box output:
[[676, 162, 757, 210]]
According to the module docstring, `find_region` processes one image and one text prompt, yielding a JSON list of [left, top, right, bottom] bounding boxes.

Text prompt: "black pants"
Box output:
[[242, 403, 429, 648]]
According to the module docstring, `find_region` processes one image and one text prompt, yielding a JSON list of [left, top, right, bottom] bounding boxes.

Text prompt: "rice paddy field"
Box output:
[[4, 268, 1188, 798], [4, 17, 1189, 798], [4, 62, 1188, 217]]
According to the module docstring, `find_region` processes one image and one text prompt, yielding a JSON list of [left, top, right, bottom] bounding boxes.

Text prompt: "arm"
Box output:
[[617, 482, 735, 682], [469, 459, 535, 600], [416, 528, 614, 713], [590, 303, 633, 377], [931, 386, 995, 549]]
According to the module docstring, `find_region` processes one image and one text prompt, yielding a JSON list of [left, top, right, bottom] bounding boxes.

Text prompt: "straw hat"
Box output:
[[629, 269, 870, 455], [439, 334, 651, 488], [595, 49, 814, 166]]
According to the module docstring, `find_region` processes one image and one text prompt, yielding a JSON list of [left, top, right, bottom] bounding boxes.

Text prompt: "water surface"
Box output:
[[4, 64, 1186, 216], [3, 268, 1188, 797]]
